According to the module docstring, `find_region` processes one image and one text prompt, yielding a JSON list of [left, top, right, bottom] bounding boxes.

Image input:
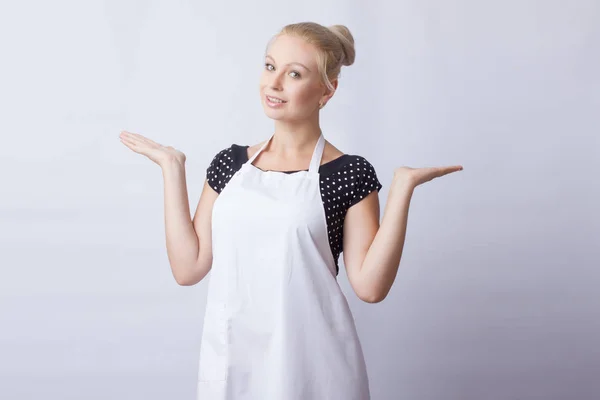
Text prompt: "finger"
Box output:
[[120, 136, 142, 153], [447, 165, 463, 173], [135, 134, 162, 148], [121, 131, 147, 142], [120, 130, 136, 138], [120, 134, 138, 145], [119, 136, 135, 149], [129, 132, 149, 141], [121, 132, 153, 148], [129, 132, 159, 145], [120, 131, 162, 148], [438, 166, 463, 176]]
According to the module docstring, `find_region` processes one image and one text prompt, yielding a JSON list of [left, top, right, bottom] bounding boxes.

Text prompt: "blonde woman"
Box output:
[[120, 21, 462, 400]]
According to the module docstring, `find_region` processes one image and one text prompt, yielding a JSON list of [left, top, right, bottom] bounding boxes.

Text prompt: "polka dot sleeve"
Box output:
[[348, 157, 383, 207], [206, 146, 236, 194]]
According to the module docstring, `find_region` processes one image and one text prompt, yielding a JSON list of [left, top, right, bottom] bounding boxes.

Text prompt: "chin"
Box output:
[[262, 107, 285, 120], [264, 113, 286, 121]]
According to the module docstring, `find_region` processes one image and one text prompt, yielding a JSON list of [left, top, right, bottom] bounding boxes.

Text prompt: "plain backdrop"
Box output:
[[0, 1, 598, 399]]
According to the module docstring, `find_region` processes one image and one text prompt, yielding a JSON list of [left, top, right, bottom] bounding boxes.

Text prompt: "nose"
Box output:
[[268, 70, 285, 91]]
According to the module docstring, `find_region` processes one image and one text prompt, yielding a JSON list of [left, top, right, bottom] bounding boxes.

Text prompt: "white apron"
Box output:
[[197, 132, 370, 400]]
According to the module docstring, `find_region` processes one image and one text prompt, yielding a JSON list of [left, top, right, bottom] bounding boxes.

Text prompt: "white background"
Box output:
[[0, 1, 598, 399]]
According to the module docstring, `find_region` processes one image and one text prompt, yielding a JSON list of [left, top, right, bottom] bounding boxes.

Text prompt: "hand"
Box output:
[[393, 165, 463, 189], [119, 130, 186, 167]]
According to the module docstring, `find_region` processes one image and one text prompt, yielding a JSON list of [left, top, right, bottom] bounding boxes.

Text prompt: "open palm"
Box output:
[[394, 165, 463, 188], [119, 130, 185, 167]]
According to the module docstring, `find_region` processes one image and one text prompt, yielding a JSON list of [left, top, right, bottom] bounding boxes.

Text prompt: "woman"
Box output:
[[120, 21, 462, 400]]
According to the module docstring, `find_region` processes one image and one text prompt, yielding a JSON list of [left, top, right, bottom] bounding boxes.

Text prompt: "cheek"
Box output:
[[290, 87, 319, 106], [258, 73, 270, 89], [258, 77, 267, 91]]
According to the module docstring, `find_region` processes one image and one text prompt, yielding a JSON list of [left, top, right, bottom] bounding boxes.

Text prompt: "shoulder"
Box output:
[[208, 145, 234, 165], [328, 153, 383, 207], [207, 144, 249, 165], [322, 140, 377, 173], [327, 153, 381, 177], [344, 154, 380, 175], [206, 144, 247, 193]]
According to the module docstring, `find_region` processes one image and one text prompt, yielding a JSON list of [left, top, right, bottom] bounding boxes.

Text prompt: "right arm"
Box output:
[[118, 130, 218, 286], [162, 158, 218, 286]]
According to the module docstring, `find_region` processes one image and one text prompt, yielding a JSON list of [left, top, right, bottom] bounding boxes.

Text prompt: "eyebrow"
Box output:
[[265, 55, 311, 72]]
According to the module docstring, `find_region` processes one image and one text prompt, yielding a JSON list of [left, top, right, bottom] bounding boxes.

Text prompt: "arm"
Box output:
[[119, 130, 219, 286], [343, 175, 413, 303], [162, 158, 218, 286], [343, 164, 463, 303]]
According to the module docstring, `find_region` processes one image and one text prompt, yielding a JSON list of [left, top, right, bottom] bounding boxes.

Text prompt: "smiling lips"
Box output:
[[266, 95, 287, 105]]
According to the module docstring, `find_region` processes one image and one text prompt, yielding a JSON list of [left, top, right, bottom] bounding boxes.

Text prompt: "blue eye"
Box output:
[[264, 63, 301, 79]]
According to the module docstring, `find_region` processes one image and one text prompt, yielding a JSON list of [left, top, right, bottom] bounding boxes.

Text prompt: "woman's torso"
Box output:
[[206, 143, 383, 276]]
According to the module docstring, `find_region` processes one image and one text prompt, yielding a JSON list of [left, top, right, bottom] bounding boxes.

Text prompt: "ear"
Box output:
[[328, 79, 339, 97], [321, 79, 338, 103]]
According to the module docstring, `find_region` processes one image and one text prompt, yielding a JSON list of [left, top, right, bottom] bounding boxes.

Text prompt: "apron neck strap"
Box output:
[[247, 133, 326, 173], [308, 133, 325, 173], [247, 135, 272, 165]]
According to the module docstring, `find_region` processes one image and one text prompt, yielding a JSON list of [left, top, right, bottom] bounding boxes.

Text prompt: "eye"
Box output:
[[264, 63, 301, 79]]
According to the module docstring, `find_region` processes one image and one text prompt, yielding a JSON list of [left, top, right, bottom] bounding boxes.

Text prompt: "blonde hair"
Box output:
[[266, 22, 356, 93]]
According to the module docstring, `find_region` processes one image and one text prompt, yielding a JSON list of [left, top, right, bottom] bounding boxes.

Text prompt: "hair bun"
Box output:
[[328, 25, 355, 67]]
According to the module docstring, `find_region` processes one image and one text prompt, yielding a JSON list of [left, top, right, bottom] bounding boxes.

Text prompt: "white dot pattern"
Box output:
[[206, 147, 235, 190], [206, 145, 383, 276]]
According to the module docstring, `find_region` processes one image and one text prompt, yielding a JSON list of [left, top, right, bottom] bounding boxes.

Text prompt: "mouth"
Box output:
[[266, 95, 287, 104]]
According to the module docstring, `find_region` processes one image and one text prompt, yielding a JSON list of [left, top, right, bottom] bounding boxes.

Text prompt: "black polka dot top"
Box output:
[[206, 144, 383, 276]]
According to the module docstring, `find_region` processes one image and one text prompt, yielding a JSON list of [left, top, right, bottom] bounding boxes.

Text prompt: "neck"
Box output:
[[270, 119, 322, 158]]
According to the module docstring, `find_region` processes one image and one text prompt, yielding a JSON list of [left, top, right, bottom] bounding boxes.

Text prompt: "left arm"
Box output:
[[343, 165, 463, 303], [343, 174, 413, 303]]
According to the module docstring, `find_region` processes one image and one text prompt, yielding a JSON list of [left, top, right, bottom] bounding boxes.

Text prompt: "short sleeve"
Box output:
[[348, 156, 383, 207], [206, 146, 235, 193]]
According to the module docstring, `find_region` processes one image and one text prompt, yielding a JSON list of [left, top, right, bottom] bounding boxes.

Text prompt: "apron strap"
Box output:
[[308, 133, 325, 173], [246, 132, 325, 173], [247, 134, 274, 164]]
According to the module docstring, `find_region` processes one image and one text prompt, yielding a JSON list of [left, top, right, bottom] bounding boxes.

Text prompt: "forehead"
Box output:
[[266, 35, 318, 69]]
